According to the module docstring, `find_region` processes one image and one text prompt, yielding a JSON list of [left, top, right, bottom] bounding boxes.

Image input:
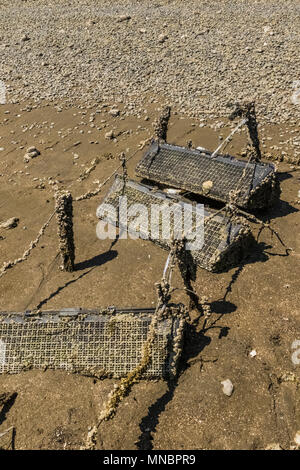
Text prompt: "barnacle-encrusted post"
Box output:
[[229, 101, 261, 162], [170, 239, 200, 310], [55, 190, 75, 272], [119, 151, 128, 185], [154, 105, 171, 142]]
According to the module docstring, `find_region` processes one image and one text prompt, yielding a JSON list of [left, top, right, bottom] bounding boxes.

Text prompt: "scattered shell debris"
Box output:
[[0, 1, 298, 449]]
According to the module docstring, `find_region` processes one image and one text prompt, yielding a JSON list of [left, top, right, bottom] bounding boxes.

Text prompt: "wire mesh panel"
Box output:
[[0, 308, 185, 379], [97, 176, 253, 272], [135, 141, 279, 209]]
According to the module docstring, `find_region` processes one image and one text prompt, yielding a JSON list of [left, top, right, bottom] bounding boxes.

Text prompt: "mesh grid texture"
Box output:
[[98, 176, 252, 272], [135, 142, 277, 209], [0, 308, 184, 379]]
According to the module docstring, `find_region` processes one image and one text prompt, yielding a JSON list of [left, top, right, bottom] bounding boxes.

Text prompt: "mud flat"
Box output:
[[0, 0, 299, 451]]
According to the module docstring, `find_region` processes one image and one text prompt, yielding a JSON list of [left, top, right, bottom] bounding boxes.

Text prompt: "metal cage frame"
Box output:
[[0, 307, 185, 380], [135, 141, 280, 210], [97, 176, 254, 272]]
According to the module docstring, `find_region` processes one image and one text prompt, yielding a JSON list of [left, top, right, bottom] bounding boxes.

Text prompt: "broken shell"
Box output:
[[221, 379, 234, 396], [294, 431, 300, 446], [265, 443, 282, 450], [0, 217, 19, 230], [202, 180, 213, 193]]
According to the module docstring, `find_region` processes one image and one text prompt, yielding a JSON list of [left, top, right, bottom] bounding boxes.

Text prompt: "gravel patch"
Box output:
[[0, 0, 299, 124]]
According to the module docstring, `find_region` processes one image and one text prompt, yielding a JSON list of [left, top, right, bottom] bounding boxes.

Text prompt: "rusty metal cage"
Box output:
[[97, 176, 253, 272], [0, 307, 185, 380], [135, 141, 280, 210]]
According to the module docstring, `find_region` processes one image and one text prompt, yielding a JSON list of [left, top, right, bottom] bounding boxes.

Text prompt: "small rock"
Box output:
[[105, 130, 114, 140], [24, 146, 40, 162], [158, 34, 168, 44], [221, 379, 234, 397], [117, 15, 131, 23], [0, 217, 19, 230], [27, 146, 37, 153], [294, 431, 300, 446], [265, 443, 282, 450], [249, 350, 257, 358], [202, 180, 213, 193], [86, 19, 96, 26], [291, 89, 300, 106], [197, 29, 210, 36], [109, 109, 120, 117], [21, 33, 30, 42]]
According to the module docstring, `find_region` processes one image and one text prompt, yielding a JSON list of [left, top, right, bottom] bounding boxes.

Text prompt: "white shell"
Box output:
[[164, 188, 182, 194], [221, 379, 234, 397], [294, 431, 300, 446]]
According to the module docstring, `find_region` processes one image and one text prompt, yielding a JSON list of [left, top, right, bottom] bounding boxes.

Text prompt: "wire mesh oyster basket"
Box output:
[[135, 141, 280, 210], [0, 307, 185, 380], [97, 176, 253, 272]]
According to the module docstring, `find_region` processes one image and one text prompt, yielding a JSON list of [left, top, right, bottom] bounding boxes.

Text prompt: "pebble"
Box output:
[[109, 109, 120, 117], [265, 443, 282, 450], [158, 34, 168, 44], [294, 431, 300, 446], [21, 33, 30, 42], [23, 146, 40, 162], [117, 15, 131, 23], [105, 130, 114, 140], [2, 1, 296, 130], [221, 379, 234, 397], [0, 217, 19, 230]]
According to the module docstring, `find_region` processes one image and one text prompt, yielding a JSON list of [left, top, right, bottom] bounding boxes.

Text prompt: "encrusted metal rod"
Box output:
[[211, 118, 247, 158], [235, 206, 291, 253], [229, 101, 262, 162], [55, 190, 75, 272], [168, 239, 200, 311], [119, 151, 128, 183]]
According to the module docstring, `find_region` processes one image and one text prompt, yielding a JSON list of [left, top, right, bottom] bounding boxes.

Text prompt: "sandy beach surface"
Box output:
[[0, 0, 299, 450]]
